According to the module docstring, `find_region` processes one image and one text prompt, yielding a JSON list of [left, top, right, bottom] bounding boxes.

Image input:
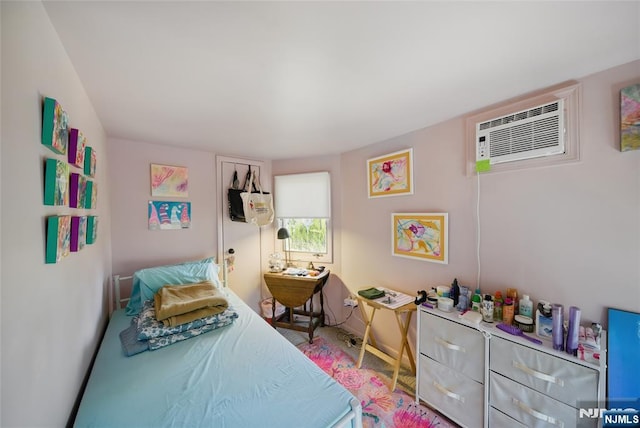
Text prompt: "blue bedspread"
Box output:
[[74, 290, 361, 427]]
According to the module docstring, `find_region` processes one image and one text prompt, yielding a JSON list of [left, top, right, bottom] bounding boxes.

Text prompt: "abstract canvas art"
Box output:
[[68, 128, 86, 167], [367, 148, 413, 198], [46, 215, 71, 263], [621, 83, 640, 151], [69, 173, 87, 208], [148, 201, 191, 230], [70, 216, 87, 252], [42, 97, 69, 155], [84, 146, 97, 177], [44, 158, 69, 206], [86, 216, 98, 245], [392, 212, 448, 264], [84, 180, 97, 209], [150, 164, 188, 197]]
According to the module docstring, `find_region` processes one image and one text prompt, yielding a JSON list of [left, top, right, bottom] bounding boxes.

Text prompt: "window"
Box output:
[[274, 172, 332, 264]]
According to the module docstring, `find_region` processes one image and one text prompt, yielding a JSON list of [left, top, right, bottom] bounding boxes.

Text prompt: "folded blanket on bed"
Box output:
[[154, 281, 228, 322], [120, 307, 239, 357], [160, 306, 224, 328], [120, 317, 148, 356], [137, 299, 238, 340]]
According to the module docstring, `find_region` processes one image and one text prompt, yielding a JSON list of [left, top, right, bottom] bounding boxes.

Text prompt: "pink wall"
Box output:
[[1, 3, 112, 426], [108, 138, 218, 276], [337, 60, 640, 348]]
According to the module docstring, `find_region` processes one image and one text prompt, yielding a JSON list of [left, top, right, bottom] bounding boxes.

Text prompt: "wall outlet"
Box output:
[[344, 297, 358, 307]]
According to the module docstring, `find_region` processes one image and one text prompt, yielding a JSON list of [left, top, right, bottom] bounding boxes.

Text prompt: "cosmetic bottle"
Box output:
[[503, 298, 515, 325], [519, 295, 533, 318], [535, 301, 553, 339], [506, 288, 519, 315], [482, 294, 494, 323], [493, 291, 503, 322], [552, 304, 564, 351], [566, 306, 581, 356], [471, 288, 482, 312]]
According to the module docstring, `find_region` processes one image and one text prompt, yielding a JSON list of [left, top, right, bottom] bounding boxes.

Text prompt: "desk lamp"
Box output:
[[277, 227, 291, 267]]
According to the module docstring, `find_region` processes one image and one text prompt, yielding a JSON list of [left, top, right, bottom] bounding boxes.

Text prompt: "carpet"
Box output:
[[298, 337, 455, 428]]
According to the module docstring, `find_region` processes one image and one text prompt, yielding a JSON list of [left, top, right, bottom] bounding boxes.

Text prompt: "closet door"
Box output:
[[217, 156, 268, 313]]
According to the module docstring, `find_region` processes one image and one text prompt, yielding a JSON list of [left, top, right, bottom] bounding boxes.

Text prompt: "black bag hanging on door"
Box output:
[[228, 169, 249, 222], [228, 167, 269, 222]]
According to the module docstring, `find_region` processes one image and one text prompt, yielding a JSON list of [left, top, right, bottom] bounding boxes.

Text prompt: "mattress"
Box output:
[[74, 290, 361, 427]]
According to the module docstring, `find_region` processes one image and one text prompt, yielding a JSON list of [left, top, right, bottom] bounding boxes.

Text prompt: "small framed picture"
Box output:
[[392, 212, 448, 264], [148, 201, 191, 230], [150, 164, 188, 197], [367, 148, 413, 198], [621, 83, 640, 152]]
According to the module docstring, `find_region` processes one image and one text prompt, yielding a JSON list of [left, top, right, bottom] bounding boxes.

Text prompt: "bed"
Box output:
[[74, 258, 362, 427]]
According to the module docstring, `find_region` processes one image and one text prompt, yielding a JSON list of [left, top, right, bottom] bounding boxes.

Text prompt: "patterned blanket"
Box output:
[[119, 300, 238, 356]]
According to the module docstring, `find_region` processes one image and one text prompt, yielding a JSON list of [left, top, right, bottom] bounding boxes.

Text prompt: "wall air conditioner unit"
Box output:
[[476, 99, 565, 165]]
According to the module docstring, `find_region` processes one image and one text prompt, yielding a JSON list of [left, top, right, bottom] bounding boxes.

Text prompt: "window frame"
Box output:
[[276, 217, 333, 264], [274, 172, 332, 265]]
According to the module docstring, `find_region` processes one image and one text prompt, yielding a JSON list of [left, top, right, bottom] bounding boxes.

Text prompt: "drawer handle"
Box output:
[[512, 361, 565, 387], [435, 337, 466, 353], [512, 397, 564, 427], [433, 381, 465, 403]]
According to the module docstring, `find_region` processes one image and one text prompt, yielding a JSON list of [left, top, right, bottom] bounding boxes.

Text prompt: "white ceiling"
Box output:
[[43, 1, 640, 160]]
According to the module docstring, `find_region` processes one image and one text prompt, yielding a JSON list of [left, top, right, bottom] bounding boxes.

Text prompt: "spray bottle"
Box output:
[[535, 300, 553, 339]]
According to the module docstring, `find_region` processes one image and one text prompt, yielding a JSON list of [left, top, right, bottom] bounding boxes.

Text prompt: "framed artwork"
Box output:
[[69, 173, 87, 208], [68, 128, 86, 167], [621, 83, 640, 152], [45, 215, 71, 263], [367, 148, 413, 198], [44, 158, 69, 206], [70, 216, 87, 252], [86, 216, 98, 245], [84, 180, 97, 209], [392, 212, 448, 264], [84, 146, 97, 177], [148, 201, 191, 230], [150, 164, 188, 197], [42, 97, 69, 155]]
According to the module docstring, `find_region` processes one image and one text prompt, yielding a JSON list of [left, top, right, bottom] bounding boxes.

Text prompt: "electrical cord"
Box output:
[[325, 304, 355, 328], [318, 292, 362, 348], [322, 289, 337, 326], [322, 290, 358, 328], [476, 171, 481, 290]]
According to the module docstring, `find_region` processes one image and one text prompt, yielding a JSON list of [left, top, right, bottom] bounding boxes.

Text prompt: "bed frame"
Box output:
[[112, 257, 232, 312], [76, 260, 362, 428]]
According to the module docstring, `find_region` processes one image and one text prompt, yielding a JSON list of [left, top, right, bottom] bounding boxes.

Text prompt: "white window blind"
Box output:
[[274, 172, 331, 218]]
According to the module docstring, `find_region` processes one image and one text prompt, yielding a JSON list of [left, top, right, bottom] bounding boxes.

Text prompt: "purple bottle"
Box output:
[[565, 306, 581, 356], [552, 304, 564, 351]]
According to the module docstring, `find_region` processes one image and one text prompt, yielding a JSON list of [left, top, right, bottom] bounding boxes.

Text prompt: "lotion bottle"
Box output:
[[519, 294, 533, 318], [535, 301, 553, 339]]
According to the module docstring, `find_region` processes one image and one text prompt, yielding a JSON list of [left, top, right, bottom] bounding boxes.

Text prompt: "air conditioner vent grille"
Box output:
[[489, 115, 561, 158], [479, 101, 560, 131], [476, 99, 564, 165]]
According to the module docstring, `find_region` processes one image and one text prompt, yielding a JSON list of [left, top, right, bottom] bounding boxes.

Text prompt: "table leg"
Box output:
[[319, 290, 325, 326], [357, 304, 378, 368], [271, 297, 277, 329], [308, 295, 315, 343], [389, 310, 416, 391], [399, 311, 416, 374]]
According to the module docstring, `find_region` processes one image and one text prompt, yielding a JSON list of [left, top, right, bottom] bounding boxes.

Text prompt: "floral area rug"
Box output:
[[298, 338, 455, 428]]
